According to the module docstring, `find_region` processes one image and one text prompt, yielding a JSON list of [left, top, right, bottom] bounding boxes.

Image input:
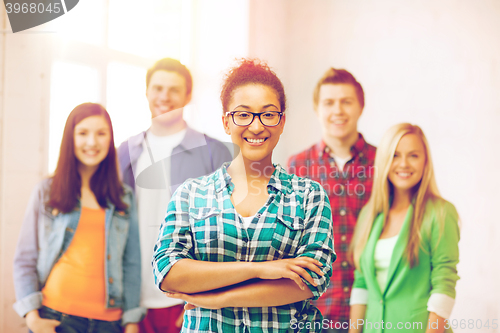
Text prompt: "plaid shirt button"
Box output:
[[340, 209, 346, 216], [341, 235, 347, 241]]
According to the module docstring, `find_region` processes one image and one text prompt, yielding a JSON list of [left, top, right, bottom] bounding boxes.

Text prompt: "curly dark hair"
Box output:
[[220, 58, 286, 114]]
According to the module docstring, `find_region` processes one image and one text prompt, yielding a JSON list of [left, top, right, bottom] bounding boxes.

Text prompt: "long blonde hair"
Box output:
[[351, 123, 441, 269]]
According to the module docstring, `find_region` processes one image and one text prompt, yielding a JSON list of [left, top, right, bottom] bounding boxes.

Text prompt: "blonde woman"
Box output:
[[349, 123, 459, 333]]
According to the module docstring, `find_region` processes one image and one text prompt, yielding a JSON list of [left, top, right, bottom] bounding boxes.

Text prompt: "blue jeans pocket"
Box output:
[[32, 306, 63, 333], [38, 306, 63, 321], [35, 306, 121, 333], [96, 320, 122, 333]]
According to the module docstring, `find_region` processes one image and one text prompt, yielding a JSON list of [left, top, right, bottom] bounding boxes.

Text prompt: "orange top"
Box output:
[[42, 207, 122, 321]]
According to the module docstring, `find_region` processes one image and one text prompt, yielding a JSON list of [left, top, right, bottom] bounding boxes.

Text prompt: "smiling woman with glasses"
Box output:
[[152, 58, 336, 332]]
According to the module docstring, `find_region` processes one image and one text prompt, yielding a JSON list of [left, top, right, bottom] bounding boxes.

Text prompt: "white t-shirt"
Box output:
[[349, 236, 399, 307], [240, 214, 256, 229], [330, 153, 352, 172], [135, 129, 186, 309], [374, 234, 399, 292]]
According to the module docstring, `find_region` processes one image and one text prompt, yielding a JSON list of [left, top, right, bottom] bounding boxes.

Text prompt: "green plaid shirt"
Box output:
[[153, 163, 335, 332]]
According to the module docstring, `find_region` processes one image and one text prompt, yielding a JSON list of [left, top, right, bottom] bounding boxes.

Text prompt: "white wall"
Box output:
[[249, 1, 500, 331], [0, 20, 52, 333], [185, 0, 249, 143]]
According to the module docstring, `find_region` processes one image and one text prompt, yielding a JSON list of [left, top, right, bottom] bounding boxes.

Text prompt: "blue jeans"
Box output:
[[32, 306, 122, 333]]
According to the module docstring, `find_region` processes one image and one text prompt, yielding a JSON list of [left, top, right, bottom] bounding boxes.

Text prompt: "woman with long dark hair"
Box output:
[[13, 103, 143, 333], [349, 123, 460, 333], [152, 59, 336, 332]]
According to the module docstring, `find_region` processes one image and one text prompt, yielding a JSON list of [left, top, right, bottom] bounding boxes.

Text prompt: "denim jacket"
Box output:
[[13, 178, 145, 325]]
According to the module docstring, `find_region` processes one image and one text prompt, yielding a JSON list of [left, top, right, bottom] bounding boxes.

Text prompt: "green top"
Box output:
[[353, 199, 460, 333]]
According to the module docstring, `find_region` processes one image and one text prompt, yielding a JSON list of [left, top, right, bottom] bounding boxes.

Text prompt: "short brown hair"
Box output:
[[146, 58, 193, 95], [313, 68, 364, 109]]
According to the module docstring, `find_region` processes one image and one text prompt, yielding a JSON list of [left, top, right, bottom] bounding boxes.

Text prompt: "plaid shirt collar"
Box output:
[[214, 162, 293, 195], [316, 133, 369, 159]]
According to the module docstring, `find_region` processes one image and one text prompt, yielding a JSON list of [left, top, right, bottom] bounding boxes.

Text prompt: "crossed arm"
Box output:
[[153, 182, 334, 310], [161, 257, 324, 309]]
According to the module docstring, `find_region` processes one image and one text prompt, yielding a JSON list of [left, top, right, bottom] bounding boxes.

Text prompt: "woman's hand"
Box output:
[[124, 323, 139, 333], [26, 310, 60, 333], [184, 303, 198, 311], [166, 290, 226, 310], [254, 257, 324, 291]]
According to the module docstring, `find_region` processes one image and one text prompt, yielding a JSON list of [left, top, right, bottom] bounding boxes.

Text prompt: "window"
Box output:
[[47, 0, 250, 172], [106, 62, 150, 146], [47, 0, 189, 172], [48, 62, 100, 172]]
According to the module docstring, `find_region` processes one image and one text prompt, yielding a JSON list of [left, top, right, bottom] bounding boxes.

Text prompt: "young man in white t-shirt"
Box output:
[[118, 58, 232, 333]]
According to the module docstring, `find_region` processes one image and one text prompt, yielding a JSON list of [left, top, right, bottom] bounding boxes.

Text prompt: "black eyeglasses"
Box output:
[[227, 111, 284, 127]]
